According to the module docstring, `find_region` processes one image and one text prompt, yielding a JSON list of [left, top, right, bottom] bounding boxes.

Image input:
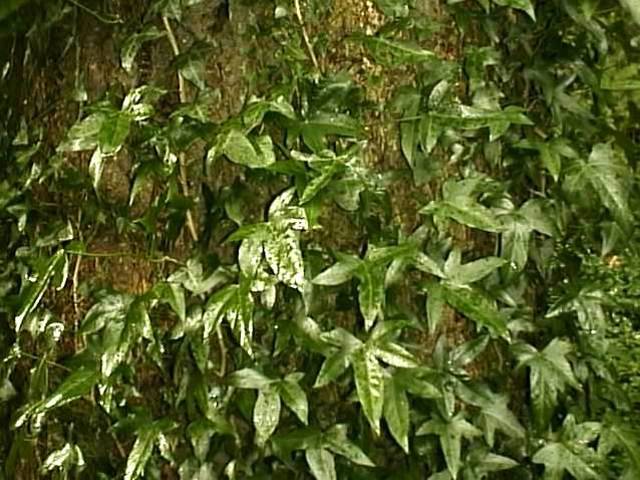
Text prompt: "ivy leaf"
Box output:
[[356, 264, 385, 331], [416, 413, 482, 479], [565, 143, 633, 231], [514, 339, 580, 431], [264, 228, 306, 291], [446, 254, 505, 286], [352, 347, 384, 435], [493, 0, 536, 20], [124, 426, 159, 480], [356, 34, 435, 65], [98, 111, 131, 156], [155, 282, 186, 322], [218, 129, 275, 168], [58, 113, 105, 152], [121, 26, 165, 72], [15, 249, 66, 332], [254, 389, 281, 447], [426, 281, 446, 334], [384, 374, 410, 453], [306, 448, 336, 480], [278, 374, 309, 425], [227, 368, 277, 389], [312, 256, 361, 286], [441, 283, 507, 335], [323, 424, 375, 466], [15, 368, 99, 428]]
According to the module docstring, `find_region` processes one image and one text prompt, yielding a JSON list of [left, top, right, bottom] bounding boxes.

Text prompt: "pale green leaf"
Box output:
[[352, 347, 384, 435], [384, 375, 410, 453], [121, 26, 165, 72], [227, 368, 276, 389], [278, 377, 309, 425], [323, 424, 375, 466], [306, 448, 336, 480], [254, 389, 281, 446], [15, 250, 66, 332], [357, 265, 385, 331], [124, 426, 159, 480]]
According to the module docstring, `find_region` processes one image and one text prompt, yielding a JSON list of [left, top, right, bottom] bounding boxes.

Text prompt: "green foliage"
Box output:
[[2, 0, 640, 479]]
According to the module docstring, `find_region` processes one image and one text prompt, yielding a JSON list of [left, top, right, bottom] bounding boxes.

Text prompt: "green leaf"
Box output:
[[532, 442, 599, 480], [315, 351, 352, 387], [243, 97, 297, 131], [312, 256, 361, 286], [219, 129, 275, 168], [15, 368, 99, 428], [416, 414, 482, 479], [426, 282, 446, 334], [373, 341, 418, 368], [98, 112, 131, 156], [306, 448, 336, 480], [227, 369, 277, 389], [15, 250, 66, 332], [124, 426, 160, 480], [278, 376, 309, 425], [121, 26, 165, 72], [357, 264, 385, 330], [323, 424, 375, 466], [352, 347, 384, 435], [300, 162, 344, 204], [446, 255, 505, 285], [514, 339, 580, 431], [565, 143, 633, 231], [384, 375, 410, 453], [254, 389, 281, 446], [441, 283, 507, 335], [264, 228, 306, 290], [58, 113, 106, 152], [422, 200, 502, 233], [357, 34, 435, 64], [619, 0, 640, 26], [155, 282, 186, 322], [493, 0, 536, 20]]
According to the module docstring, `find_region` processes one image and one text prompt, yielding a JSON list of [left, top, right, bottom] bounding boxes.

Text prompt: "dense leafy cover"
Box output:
[[1, 0, 640, 478]]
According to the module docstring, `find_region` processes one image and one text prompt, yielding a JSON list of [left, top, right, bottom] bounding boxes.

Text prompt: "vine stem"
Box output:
[[293, 0, 320, 71], [217, 326, 227, 378], [162, 15, 199, 243]]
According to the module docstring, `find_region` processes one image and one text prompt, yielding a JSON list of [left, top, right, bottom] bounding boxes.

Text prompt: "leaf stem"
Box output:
[[293, 0, 320, 72], [65, 0, 123, 24], [162, 15, 199, 244]]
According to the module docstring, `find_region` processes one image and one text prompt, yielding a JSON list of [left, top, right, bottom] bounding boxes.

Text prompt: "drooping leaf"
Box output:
[[322, 424, 375, 466], [15, 250, 66, 332], [278, 375, 309, 425], [493, 0, 536, 20], [121, 26, 165, 73], [15, 368, 99, 428], [227, 369, 277, 389], [253, 389, 281, 446], [306, 448, 336, 480], [384, 374, 410, 453], [124, 426, 160, 480], [352, 347, 384, 435]]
